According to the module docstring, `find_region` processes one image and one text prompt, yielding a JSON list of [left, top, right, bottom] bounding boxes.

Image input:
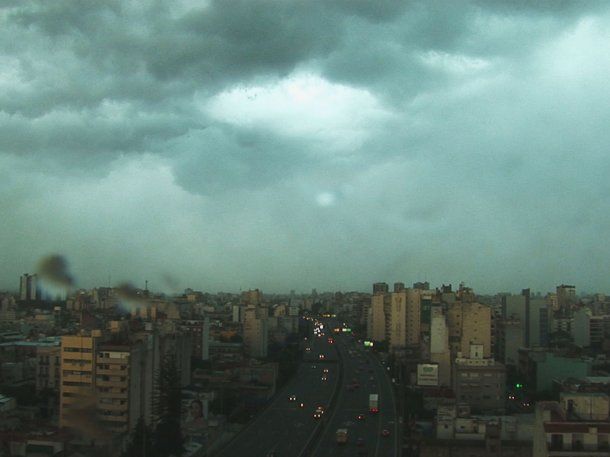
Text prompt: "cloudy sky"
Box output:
[[1, 0, 610, 295]]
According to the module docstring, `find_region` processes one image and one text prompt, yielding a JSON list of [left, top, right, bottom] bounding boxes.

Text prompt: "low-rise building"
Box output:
[[533, 392, 610, 456], [453, 354, 506, 414], [518, 349, 592, 392]]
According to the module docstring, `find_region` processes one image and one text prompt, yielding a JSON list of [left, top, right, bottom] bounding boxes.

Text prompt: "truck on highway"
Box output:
[[336, 428, 348, 444], [369, 394, 379, 414]]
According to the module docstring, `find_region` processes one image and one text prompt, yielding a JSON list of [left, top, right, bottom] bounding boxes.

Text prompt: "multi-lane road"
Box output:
[[311, 329, 398, 457], [214, 318, 398, 457], [215, 321, 339, 457]]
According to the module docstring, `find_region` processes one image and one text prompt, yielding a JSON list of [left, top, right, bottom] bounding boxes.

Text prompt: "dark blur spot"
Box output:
[[37, 254, 74, 287], [162, 273, 180, 291], [116, 282, 146, 302]]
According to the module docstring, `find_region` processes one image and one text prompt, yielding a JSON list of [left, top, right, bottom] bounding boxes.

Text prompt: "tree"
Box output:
[[152, 355, 184, 457], [122, 417, 154, 457]]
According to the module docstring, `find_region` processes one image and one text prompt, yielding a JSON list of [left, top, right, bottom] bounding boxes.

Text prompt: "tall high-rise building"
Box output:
[[232, 304, 243, 323], [19, 273, 39, 302], [36, 345, 61, 392], [529, 296, 549, 347], [390, 291, 406, 348], [369, 292, 389, 342], [501, 289, 549, 349], [201, 317, 210, 361], [95, 342, 144, 434], [405, 288, 421, 346], [242, 289, 263, 306], [430, 306, 451, 386], [60, 331, 102, 430], [243, 306, 268, 358], [448, 302, 492, 359], [370, 283, 421, 349], [556, 284, 576, 314], [373, 282, 389, 294]]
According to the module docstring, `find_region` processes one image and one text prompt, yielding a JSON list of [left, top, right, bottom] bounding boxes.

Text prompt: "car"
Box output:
[[319, 354, 325, 360], [381, 429, 390, 437], [305, 347, 311, 352], [311, 364, 317, 369], [288, 394, 296, 401], [316, 405, 325, 412], [313, 412, 322, 419], [356, 438, 365, 447], [356, 414, 365, 420], [323, 368, 329, 373], [321, 376, 327, 382]]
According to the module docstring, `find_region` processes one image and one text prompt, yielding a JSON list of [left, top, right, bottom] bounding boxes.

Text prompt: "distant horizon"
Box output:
[[1, 271, 603, 298]]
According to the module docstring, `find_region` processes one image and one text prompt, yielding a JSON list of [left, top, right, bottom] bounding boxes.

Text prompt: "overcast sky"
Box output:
[[2, 0, 610, 295]]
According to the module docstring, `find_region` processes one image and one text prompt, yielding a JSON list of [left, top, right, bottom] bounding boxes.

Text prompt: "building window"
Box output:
[[550, 434, 563, 450]]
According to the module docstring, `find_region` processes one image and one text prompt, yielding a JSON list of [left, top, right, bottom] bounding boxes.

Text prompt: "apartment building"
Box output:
[[448, 302, 492, 360], [243, 306, 268, 358], [453, 346, 506, 414], [95, 343, 144, 434], [36, 345, 61, 392], [59, 331, 102, 429]]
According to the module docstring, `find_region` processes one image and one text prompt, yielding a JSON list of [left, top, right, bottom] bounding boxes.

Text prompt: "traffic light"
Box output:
[[515, 383, 523, 389]]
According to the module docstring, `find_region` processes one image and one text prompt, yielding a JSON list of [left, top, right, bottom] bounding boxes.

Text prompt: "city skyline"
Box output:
[[3, 2, 610, 294], [4, 266, 604, 298]]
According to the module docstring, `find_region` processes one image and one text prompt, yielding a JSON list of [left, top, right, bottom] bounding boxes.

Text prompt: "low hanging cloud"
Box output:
[[2, 1, 610, 294]]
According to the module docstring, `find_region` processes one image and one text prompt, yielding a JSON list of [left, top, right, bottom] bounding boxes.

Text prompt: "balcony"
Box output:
[[97, 390, 128, 399], [63, 361, 92, 370], [96, 368, 126, 376], [62, 374, 93, 384], [95, 379, 128, 388], [98, 402, 128, 412], [548, 451, 610, 456], [548, 443, 610, 456], [100, 421, 128, 433], [61, 352, 91, 361], [98, 413, 127, 423]]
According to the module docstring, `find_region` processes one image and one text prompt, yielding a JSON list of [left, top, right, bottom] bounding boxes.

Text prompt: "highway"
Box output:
[[310, 330, 398, 457], [215, 321, 338, 457]]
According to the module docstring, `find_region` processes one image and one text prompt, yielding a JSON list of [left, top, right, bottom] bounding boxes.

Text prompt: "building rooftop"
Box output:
[[0, 337, 61, 348], [544, 423, 610, 433]]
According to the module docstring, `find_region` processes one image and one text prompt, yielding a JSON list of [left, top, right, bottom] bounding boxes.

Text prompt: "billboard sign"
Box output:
[[417, 363, 439, 386]]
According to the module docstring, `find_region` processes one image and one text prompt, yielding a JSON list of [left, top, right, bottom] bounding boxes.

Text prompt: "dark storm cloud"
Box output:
[[169, 124, 318, 195], [1, 0, 610, 294]]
